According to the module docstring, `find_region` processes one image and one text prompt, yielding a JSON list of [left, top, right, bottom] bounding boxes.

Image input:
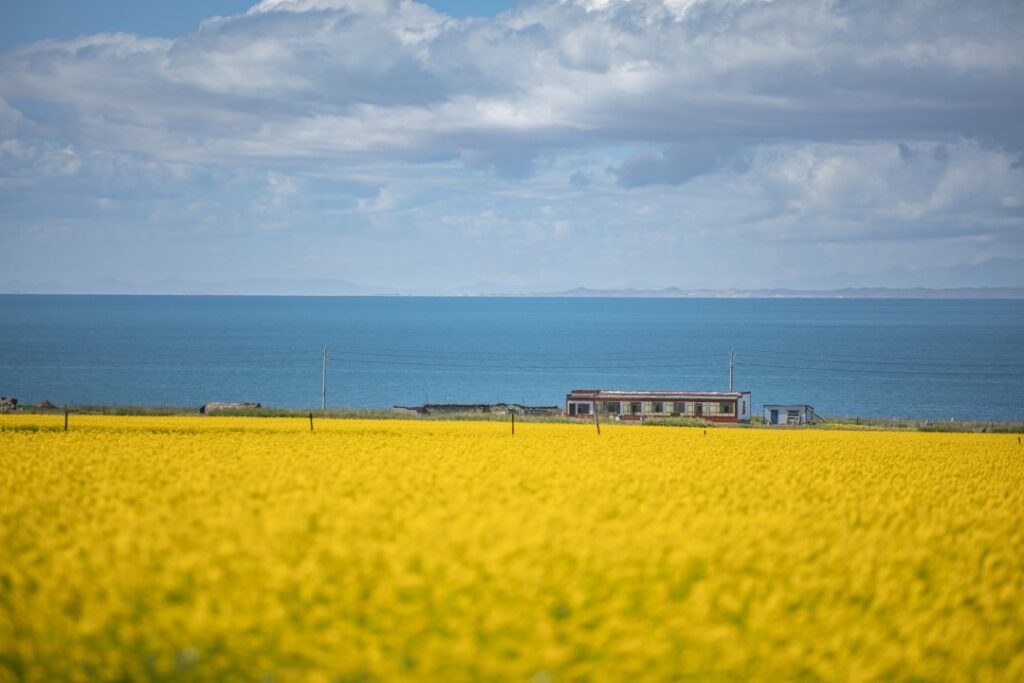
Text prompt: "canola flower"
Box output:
[[1, 414, 1022, 682]]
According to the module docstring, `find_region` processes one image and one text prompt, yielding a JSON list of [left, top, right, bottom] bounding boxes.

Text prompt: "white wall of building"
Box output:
[[738, 393, 752, 422], [763, 405, 813, 425]]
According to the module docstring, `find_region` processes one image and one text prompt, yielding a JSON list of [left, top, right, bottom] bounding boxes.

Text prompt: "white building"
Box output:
[[763, 404, 818, 425], [565, 389, 752, 423]]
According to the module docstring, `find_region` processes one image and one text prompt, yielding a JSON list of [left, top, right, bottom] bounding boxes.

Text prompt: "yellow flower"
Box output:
[[1, 415, 1021, 681]]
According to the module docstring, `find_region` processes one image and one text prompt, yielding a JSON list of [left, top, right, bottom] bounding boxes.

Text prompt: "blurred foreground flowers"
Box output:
[[1, 415, 1022, 681]]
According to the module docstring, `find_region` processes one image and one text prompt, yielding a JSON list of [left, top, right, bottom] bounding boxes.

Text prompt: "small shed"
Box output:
[[764, 404, 817, 425], [200, 401, 262, 414], [393, 403, 561, 416]]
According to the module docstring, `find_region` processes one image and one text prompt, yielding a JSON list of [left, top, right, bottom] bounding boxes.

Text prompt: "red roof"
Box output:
[[566, 389, 748, 400]]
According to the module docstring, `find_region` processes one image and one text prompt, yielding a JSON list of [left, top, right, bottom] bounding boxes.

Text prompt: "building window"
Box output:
[[652, 402, 664, 413], [577, 403, 591, 415], [719, 402, 734, 415], [630, 402, 641, 415], [599, 402, 620, 414], [674, 401, 688, 414]]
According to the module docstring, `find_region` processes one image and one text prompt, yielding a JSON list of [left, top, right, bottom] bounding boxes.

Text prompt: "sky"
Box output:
[[1, 0, 1023, 293]]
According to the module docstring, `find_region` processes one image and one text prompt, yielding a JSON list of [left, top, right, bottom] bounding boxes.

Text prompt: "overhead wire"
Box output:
[[735, 360, 1019, 379], [733, 346, 1024, 368], [1, 343, 1021, 378]]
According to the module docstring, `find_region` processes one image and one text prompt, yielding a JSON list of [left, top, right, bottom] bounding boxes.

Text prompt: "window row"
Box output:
[[573, 401, 735, 416]]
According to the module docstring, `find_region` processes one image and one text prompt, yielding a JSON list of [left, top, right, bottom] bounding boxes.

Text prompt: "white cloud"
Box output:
[[0, 96, 28, 136], [1, 0, 1023, 289], [3, 0, 1021, 163], [37, 145, 82, 176]]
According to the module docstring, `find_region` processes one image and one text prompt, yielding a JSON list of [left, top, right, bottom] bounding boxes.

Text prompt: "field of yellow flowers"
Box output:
[[1, 414, 1022, 682]]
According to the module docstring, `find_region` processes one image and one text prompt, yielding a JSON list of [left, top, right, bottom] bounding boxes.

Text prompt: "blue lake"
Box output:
[[1, 295, 1022, 420]]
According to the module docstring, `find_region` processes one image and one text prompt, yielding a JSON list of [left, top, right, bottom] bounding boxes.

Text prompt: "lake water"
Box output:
[[1, 295, 1022, 421]]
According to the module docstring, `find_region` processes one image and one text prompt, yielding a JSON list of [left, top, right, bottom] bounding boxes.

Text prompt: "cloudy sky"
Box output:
[[1, 0, 1022, 293]]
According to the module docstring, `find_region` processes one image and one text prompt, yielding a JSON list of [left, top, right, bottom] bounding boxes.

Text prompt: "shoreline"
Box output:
[[4, 290, 1024, 300], [3, 404, 1021, 434]]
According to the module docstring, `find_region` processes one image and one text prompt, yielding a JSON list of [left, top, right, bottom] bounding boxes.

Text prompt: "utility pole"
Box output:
[[321, 346, 329, 411], [728, 350, 734, 392]]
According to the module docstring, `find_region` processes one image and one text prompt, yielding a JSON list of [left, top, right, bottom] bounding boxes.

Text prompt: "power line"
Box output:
[[2, 335, 1020, 369], [3, 355, 1021, 378], [4, 340, 1019, 370], [736, 360, 1019, 379], [2, 340, 1022, 379], [327, 347, 730, 362], [329, 349, 1024, 376], [733, 346, 1024, 367], [317, 351, 727, 372]]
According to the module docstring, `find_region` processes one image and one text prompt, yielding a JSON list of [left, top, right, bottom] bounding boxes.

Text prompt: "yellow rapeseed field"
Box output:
[[1, 415, 1022, 682]]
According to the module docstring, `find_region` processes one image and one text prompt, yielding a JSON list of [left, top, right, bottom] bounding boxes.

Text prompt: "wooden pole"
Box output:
[[309, 412, 314, 432], [511, 410, 515, 436], [728, 350, 734, 391], [64, 405, 68, 432], [594, 405, 600, 435], [321, 346, 328, 411]]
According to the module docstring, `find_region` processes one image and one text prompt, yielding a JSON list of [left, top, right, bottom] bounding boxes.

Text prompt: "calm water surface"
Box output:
[[1, 295, 1022, 420]]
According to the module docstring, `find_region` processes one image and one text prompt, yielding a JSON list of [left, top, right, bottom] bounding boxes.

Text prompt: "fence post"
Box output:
[[64, 405, 68, 432], [511, 410, 515, 436], [309, 412, 314, 432]]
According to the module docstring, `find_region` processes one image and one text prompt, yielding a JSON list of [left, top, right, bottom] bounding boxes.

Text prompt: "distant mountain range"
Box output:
[[768, 257, 1024, 290], [0, 277, 373, 296], [3, 258, 1024, 298], [4, 281, 1023, 298], [525, 287, 1024, 299]]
